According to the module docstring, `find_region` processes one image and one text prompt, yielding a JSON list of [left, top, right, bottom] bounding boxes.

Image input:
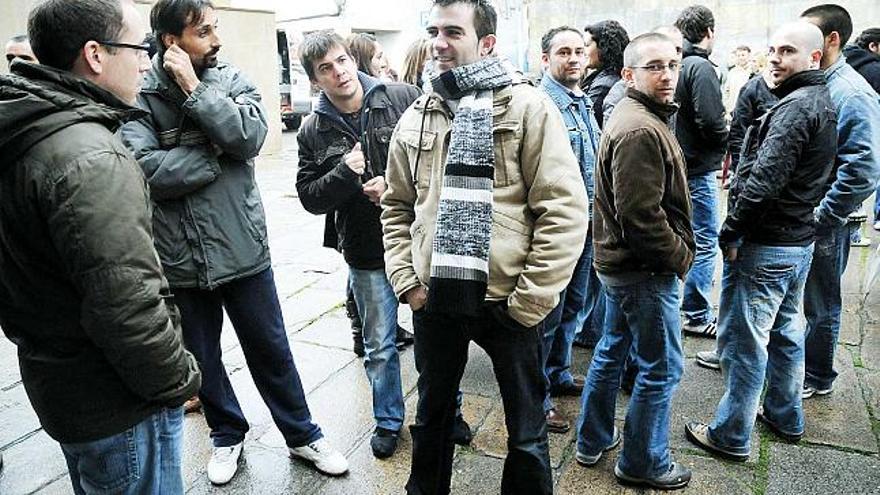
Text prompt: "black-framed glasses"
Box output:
[[96, 40, 151, 54], [631, 62, 681, 73]]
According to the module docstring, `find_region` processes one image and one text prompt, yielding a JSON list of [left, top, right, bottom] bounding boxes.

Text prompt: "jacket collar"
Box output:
[[142, 54, 224, 101], [625, 88, 679, 119], [824, 54, 848, 80], [771, 69, 826, 99], [540, 73, 589, 112], [314, 71, 387, 134], [682, 40, 711, 60]]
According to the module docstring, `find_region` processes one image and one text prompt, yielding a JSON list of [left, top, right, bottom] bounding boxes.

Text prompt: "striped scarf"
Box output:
[[425, 57, 520, 316]]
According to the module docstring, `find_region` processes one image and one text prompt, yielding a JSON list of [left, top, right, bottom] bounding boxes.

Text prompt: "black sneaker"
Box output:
[[352, 330, 365, 358], [756, 408, 803, 442], [395, 325, 415, 350], [450, 415, 473, 446], [682, 317, 717, 338], [614, 461, 691, 490], [370, 427, 399, 459]]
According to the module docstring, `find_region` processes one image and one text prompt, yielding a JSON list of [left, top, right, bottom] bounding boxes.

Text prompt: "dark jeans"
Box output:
[[804, 224, 853, 390], [406, 303, 551, 495], [173, 268, 322, 448]]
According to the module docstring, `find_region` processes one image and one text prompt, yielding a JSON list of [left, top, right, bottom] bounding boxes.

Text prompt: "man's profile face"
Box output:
[[5, 41, 37, 68], [626, 40, 680, 105], [426, 2, 489, 74], [542, 30, 586, 88], [98, 2, 151, 105], [310, 43, 360, 102], [767, 31, 816, 87], [166, 7, 221, 72]]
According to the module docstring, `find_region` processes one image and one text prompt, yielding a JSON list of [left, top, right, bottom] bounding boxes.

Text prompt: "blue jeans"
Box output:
[[574, 237, 606, 347], [407, 303, 551, 495], [576, 274, 683, 478], [804, 224, 853, 390], [61, 407, 184, 495], [349, 268, 405, 431], [541, 240, 590, 412], [709, 243, 814, 452], [682, 172, 720, 325], [173, 268, 322, 448]]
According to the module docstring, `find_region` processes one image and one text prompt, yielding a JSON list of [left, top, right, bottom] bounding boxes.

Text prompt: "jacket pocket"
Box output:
[[397, 129, 437, 189], [493, 121, 522, 187], [489, 210, 531, 286]]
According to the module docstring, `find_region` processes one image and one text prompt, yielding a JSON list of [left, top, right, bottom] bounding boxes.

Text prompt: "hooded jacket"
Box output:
[[674, 41, 729, 177], [296, 73, 421, 269], [121, 56, 270, 289], [843, 44, 880, 95], [0, 62, 200, 443], [721, 70, 838, 246]]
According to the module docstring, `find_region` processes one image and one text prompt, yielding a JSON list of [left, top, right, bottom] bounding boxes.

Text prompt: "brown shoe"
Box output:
[[546, 408, 570, 434], [184, 396, 202, 414], [550, 375, 585, 397]]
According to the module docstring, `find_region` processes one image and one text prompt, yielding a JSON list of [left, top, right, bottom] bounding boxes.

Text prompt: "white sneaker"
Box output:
[[289, 437, 349, 476], [207, 442, 243, 485]]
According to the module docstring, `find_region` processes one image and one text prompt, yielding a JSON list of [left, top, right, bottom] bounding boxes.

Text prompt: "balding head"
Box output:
[[766, 21, 823, 86]]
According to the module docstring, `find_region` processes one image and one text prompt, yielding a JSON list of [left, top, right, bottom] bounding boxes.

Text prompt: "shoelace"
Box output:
[[213, 446, 237, 462]]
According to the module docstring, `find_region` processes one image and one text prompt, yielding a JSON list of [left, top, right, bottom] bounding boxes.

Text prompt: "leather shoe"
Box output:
[[546, 408, 570, 434]]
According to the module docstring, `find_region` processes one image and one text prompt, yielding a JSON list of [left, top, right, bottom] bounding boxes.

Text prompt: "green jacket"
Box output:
[[121, 56, 270, 289], [0, 62, 201, 443]]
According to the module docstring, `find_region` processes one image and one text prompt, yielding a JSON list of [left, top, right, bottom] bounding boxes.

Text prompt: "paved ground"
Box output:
[[2, 131, 880, 494]]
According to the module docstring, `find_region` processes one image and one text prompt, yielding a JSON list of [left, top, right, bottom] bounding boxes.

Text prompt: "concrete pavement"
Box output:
[[2, 131, 880, 494]]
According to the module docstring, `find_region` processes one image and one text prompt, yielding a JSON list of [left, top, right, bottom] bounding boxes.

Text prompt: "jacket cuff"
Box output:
[[507, 291, 557, 328], [182, 81, 210, 113]]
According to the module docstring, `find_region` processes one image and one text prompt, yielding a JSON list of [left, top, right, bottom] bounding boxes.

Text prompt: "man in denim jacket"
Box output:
[[537, 26, 602, 434], [801, 4, 880, 399]]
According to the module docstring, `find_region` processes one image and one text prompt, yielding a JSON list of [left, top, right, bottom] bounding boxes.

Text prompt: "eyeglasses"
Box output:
[[631, 62, 681, 73], [96, 40, 151, 57]]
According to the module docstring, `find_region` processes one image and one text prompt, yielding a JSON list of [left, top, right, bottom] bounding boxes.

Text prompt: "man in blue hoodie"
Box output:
[[801, 4, 880, 399]]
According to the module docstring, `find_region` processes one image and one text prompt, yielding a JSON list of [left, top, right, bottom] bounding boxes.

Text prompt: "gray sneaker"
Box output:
[[575, 427, 621, 467], [685, 422, 749, 462], [614, 461, 691, 490], [802, 384, 833, 399], [682, 318, 717, 338], [695, 350, 720, 370]]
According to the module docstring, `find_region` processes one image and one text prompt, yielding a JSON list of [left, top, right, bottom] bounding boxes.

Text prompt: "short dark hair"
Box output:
[[801, 4, 853, 46], [584, 20, 630, 74], [432, 0, 497, 39], [735, 45, 751, 53], [540, 26, 582, 54], [8, 35, 29, 44], [151, 0, 214, 55], [347, 33, 379, 76], [855, 28, 880, 50], [623, 32, 674, 68], [300, 31, 350, 81], [27, 0, 125, 70], [675, 5, 714, 44]]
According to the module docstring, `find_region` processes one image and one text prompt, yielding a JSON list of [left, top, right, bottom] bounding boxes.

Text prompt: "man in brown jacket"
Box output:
[[574, 32, 695, 491], [381, 1, 587, 493]]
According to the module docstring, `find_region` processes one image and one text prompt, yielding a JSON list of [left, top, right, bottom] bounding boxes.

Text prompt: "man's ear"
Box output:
[[810, 48, 823, 67], [826, 31, 841, 49], [81, 40, 104, 75], [161, 33, 178, 51], [479, 34, 496, 58], [540, 52, 550, 69], [621, 67, 635, 86]]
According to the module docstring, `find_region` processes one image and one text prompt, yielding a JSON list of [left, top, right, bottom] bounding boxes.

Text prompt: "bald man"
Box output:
[[685, 21, 838, 460], [5, 35, 37, 68]]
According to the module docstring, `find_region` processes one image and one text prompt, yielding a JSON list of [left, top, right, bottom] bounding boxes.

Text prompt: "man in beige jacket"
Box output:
[[380, 1, 587, 493]]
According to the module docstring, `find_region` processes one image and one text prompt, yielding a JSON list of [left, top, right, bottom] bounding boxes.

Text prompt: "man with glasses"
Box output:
[[0, 0, 201, 492], [686, 21, 837, 459], [575, 32, 694, 490], [121, 0, 348, 486], [5, 35, 38, 68]]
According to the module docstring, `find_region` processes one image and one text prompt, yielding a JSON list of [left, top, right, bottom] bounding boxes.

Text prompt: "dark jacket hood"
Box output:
[[682, 40, 713, 62], [771, 69, 826, 99], [0, 61, 142, 168], [843, 45, 880, 71]]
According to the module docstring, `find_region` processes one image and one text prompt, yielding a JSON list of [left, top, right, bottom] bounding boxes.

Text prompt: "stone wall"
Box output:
[[0, 0, 282, 154]]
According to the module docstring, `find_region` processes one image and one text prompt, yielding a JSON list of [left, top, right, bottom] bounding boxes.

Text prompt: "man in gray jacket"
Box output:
[[121, 0, 347, 485]]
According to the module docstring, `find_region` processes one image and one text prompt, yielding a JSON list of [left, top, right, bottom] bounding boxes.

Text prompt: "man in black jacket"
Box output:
[[844, 28, 880, 95], [686, 21, 837, 459], [295, 31, 419, 459], [0, 0, 200, 492], [674, 5, 729, 338]]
